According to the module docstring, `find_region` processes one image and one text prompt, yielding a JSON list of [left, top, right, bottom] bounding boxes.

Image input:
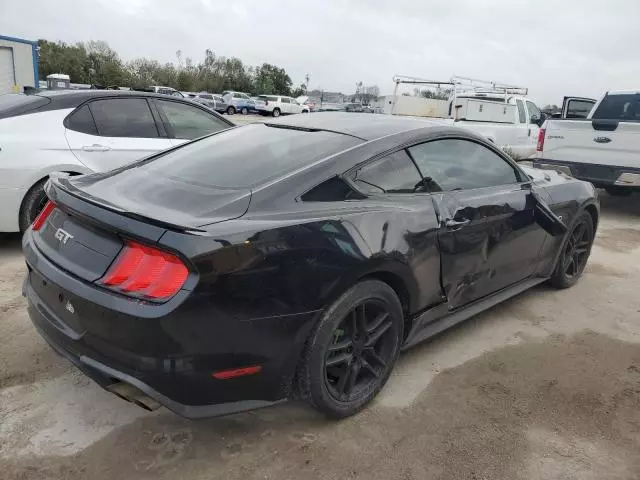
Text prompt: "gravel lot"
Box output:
[[1, 189, 639, 480]]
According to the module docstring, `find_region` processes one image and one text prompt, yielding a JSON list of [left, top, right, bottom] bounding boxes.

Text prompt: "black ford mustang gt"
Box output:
[[22, 113, 598, 419]]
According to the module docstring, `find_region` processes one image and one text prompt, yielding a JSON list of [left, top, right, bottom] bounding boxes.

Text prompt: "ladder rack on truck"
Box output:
[[390, 74, 528, 115]]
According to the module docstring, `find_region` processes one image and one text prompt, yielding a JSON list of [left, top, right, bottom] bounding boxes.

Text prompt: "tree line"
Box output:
[[37, 39, 308, 96]]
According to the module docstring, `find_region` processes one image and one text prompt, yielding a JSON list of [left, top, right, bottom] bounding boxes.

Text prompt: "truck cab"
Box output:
[[448, 92, 545, 159]]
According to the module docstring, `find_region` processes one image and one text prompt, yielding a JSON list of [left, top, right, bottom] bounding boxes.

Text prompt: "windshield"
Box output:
[[132, 124, 361, 188]]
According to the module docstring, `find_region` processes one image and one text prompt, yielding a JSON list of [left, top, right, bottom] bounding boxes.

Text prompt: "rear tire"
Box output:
[[298, 280, 403, 419], [604, 186, 632, 197], [241, 107, 248, 115], [272, 108, 281, 118], [19, 179, 48, 233], [548, 211, 594, 289], [226, 106, 236, 115]]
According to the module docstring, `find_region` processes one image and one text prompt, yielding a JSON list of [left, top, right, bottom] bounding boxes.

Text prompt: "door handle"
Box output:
[[444, 218, 471, 229], [82, 144, 111, 152]]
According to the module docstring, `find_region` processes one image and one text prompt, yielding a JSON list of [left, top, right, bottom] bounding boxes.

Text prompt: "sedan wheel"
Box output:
[[19, 179, 48, 232], [299, 280, 403, 418], [227, 106, 236, 115], [241, 107, 248, 115], [548, 211, 594, 289], [272, 108, 280, 117]]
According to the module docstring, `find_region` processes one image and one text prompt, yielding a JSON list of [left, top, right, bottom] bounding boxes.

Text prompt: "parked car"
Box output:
[[0, 90, 233, 232], [535, 90, 639, 196], [221, 91, 255, 115], [254, 95, 310, 117], [190, 92, 217, 109], [150, 86, 184, 97], [23, 113, 598, 420]]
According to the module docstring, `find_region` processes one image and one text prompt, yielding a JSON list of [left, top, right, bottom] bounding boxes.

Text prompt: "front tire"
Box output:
[[548, 211, 594, 289], [298, 280, 403, 418], [272, 108, 281, 117], [19, 179, 48, 233], [241, 107, 248, 115], [226, 106, 236, 115]]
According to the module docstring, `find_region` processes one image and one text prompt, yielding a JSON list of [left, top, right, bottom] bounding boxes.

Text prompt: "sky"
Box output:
[[1, 0, 639, 105]]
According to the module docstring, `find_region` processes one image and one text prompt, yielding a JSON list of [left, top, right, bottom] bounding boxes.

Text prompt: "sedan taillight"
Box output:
[[32, 200, 56, 231], [99, 241, 188, 301]]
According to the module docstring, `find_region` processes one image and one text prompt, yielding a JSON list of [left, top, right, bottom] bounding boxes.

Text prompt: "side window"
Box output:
[[526, 101, 541, 122], [157, 100, 229, 140], [515, 99, 527, 123], [281, 97, 291, 104], [350, 151, 423, 194], [66, 104, 98, 135], [88, 98, 159, 138], [233, 93, 242, 98], [201, 94, 213, 100], [408, 139, 519, 191], [566, 100, 595, 119]]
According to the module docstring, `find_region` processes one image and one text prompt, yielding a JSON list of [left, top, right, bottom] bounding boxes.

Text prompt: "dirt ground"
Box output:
[[1, 192, 639, 480]]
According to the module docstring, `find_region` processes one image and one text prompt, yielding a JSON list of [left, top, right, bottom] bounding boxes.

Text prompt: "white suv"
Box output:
[[255, 95, 310, 117]]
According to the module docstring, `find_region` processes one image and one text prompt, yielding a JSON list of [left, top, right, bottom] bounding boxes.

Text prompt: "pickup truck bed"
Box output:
[[534, 91, 640, 193]]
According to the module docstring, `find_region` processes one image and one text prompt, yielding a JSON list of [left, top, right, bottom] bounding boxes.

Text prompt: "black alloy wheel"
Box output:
[[298, 280, 403, 418], [549, 211, 594, 289], [324, 300, 396, 402]]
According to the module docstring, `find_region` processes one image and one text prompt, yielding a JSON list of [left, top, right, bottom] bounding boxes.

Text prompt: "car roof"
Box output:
[[32, 89, 189, 109], [265, 112, 444, 141], [606, 90, 640, 96]]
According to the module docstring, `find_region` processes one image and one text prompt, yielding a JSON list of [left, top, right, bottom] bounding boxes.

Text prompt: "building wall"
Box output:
[[0, 36, 37, 94]]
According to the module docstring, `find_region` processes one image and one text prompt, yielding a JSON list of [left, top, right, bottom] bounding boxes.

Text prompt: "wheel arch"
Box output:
[[18, 169, 87, 225], [583, 202, 599, 230]]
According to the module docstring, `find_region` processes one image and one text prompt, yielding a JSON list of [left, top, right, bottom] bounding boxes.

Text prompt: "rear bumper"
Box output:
[[22, 230, 320, 418], [533, 159, 640, 188], [27, 300, 283, 418]]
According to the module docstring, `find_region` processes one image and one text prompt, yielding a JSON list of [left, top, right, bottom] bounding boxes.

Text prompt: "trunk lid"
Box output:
[[64, 168, 252, 229], [33, 205, 124, 282]]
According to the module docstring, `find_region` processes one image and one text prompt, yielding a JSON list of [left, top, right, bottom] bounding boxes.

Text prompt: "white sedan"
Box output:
[[0, 90, 232, 232]]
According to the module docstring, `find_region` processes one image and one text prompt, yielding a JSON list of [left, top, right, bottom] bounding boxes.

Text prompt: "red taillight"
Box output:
[[32, 200, 55, 231], [100, 241, 188, 301], [212, 365, 262, 380], [537, 128, 546, 152]]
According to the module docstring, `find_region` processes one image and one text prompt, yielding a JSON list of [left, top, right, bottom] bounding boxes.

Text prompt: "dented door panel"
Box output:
[[436, 183, 547, 310]]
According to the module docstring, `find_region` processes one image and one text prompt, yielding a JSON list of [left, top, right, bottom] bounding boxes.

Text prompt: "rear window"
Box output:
[[0, 94, 50, 118], [592, 94, 640, 121], [134, 124, 361, 188]]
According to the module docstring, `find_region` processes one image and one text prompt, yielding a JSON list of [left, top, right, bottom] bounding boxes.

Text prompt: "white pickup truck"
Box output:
[[444, 93, 545, 159], [534, 91, 640, 196], [389, 76, 545, 158]]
